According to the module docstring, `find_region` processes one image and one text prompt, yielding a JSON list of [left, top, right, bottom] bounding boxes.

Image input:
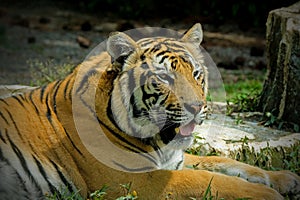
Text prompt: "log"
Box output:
[[258, 2, 300, 127]]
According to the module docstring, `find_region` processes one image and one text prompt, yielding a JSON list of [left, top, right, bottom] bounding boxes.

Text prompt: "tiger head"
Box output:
[[107, 24, 207, 150]]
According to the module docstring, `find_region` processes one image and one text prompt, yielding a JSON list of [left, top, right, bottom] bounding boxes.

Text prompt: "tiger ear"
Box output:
[[181, 23, 203, 46], [107, 32, 137, 60]]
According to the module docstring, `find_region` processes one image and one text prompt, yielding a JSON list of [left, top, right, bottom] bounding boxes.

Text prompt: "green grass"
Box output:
[[224, 79, 263, 101], [28, 59, 75, 86], [45, 186, 83, 200], [45, 183, 138, 200]]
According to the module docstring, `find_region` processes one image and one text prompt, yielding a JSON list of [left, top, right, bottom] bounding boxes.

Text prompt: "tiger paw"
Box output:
[[267, 170, 300, 197]]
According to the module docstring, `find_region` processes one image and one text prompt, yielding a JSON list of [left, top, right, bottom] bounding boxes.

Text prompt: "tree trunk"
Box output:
[[258, 2, 300, 127]]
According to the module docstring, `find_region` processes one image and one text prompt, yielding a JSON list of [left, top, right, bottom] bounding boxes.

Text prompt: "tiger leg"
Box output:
[[129, 169, 283, 200], [184, 153, 300, 197]]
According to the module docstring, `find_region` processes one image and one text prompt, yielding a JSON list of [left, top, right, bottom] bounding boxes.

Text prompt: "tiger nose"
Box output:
[[184, 102, 203, 115]]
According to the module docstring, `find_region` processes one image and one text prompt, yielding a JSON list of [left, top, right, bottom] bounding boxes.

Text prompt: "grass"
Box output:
[[45, 183, 138, 200], [28, 59, 75, 86], [221, 68, 264, 101], [224, 78, 263, 101], [45, 186, 83, 200]]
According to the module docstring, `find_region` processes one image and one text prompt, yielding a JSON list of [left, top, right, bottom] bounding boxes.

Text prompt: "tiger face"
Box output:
[[108, 24, 207, 150]]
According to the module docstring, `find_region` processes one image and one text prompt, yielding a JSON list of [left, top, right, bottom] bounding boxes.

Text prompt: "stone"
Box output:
[[76, 35, 91, 48], [190, 101, 300, 171], [193, 112, 300, 157], [94, 22, 118, 33]]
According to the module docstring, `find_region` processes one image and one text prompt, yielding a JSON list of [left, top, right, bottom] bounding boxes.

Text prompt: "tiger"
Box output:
[[0, 23, 299, 200]]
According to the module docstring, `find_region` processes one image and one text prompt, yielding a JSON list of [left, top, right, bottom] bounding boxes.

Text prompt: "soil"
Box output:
[[0, 2, 267, 85]]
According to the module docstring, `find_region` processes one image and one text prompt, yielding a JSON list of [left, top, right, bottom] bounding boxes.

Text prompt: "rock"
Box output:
[[190, 102, 300, 167], [76, 35, 91, 48], [192, 111, 300, 159], [258, 2, 300, 127], [94, 22, 118, 32]]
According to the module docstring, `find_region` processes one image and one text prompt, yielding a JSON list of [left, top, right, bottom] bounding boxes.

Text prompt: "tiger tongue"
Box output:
[[179, 122, 195, 136]]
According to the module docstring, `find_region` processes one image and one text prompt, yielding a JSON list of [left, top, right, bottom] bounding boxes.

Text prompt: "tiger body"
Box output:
[[0, 24, 299, 199]]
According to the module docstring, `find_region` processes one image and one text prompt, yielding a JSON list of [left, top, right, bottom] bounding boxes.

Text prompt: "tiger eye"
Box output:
[[193, 71, 199, 78], [171, 61, 177, 69]]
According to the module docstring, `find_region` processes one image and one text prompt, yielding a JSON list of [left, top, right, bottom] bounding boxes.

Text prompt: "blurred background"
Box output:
[[1, 0, 300, 179], [0, 0, 298, 100]]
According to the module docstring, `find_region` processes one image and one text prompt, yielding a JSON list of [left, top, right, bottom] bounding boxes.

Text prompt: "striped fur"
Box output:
[[0, 24, 299, 199]]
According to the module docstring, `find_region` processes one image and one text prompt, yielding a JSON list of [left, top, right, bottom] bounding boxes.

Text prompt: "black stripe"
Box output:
[[0, 130, 6, 144], [0, 98, 9, 106], [158, 92, 169, 106], [96, 114, 143, 154], [63, 127, 83, 156], [130, 94, 143, 118], [106, 101, 151, 154], [106, 96, 127, 134], [33, 156, 58, 195], [159, 55, 169, 64], [167, 43, 186, 49], [139, 40, 155, 47], [75, 69, 98, 95], [115, 54, 129, 64], [15, 168, 33, 198], [50, 160, 74, 194], [175, 159, 183, 170], [179, 55, 188, 63], [0, 110, 9, 125], [52, 81, 62, 114], [0, 145, 5, 160], [159, 126, 177, 145], [113, 161, 156, 172], [166, 104, 182, 112], [63, 77, 72, 100], [29, 90, 40, 114], [5, 108, 23, 140], [106, 99, 159, 166], [150, 45, 162, 53], [12, 95, 25, 107], [19, 94, 26, 101], [141, 84, 160, 109], [156, 50, 171, 57], [40, 85, 47, 102], [45, 93, 52, 122], [6, 132, 42, 192]]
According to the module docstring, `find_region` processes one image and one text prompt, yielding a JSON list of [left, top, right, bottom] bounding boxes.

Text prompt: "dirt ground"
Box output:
[[0, 2, 267, 85]]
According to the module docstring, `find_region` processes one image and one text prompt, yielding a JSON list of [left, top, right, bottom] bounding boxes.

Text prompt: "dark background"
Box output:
[[2, 0, 298, 28], [0, 0, 298, 85]]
